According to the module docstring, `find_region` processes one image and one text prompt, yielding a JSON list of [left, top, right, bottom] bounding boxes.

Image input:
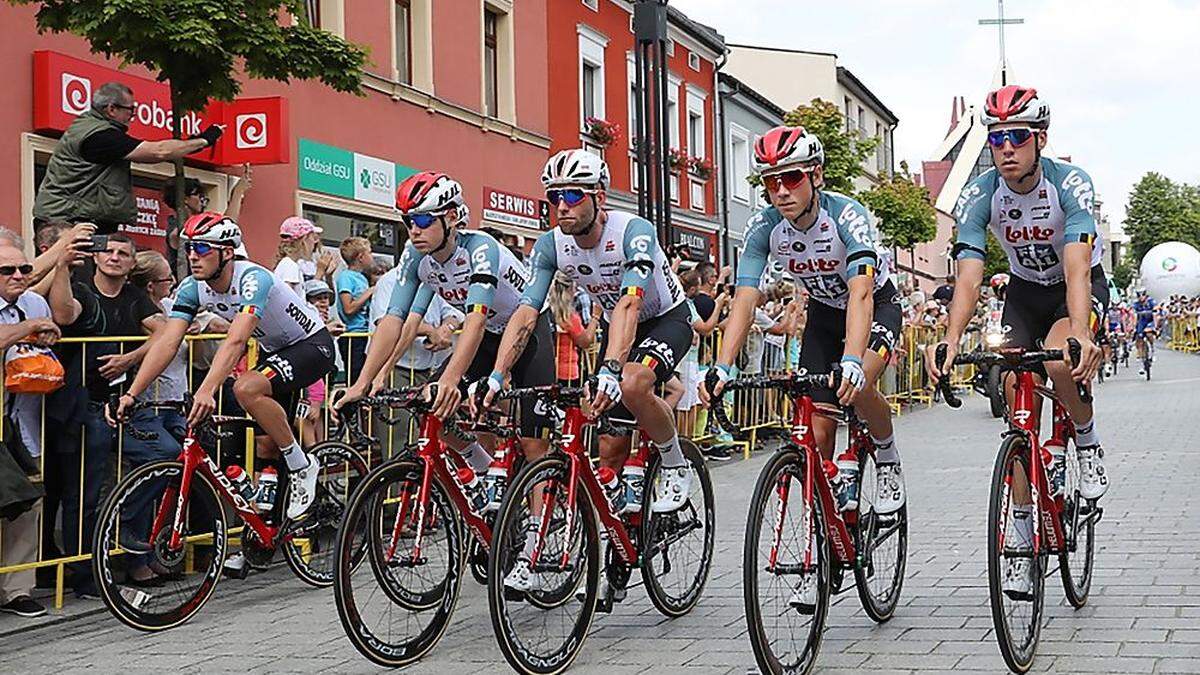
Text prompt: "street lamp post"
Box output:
[[633, 0, 672, 245]]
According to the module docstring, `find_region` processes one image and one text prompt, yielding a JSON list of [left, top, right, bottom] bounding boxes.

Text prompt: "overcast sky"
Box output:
[[674, 0, 1200, 231]]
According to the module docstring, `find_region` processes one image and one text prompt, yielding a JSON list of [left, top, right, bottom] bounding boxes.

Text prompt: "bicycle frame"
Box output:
[[1005, 372, 1072, 557]]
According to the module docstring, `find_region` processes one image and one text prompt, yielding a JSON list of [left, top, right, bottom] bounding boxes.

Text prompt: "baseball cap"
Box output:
[[280, 216, 322, 239], [304, 279, 334, 298]]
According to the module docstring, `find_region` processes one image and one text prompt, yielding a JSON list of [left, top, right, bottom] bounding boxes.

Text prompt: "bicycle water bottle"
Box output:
[[482, 448, 508, 513], [1043, 443, 1066, 498], [225, 465, 258, 505], [456, 467, 489, 513], [835, 453, 860, 512], [256, 466, 278, 513], [622, 456, 645, 513], [598, 466, 628, 514]]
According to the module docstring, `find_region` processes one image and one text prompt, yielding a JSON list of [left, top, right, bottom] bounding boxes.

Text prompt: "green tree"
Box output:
[[11, 0, 369, 204], [784, 98, 878, 195], [860, 161, 937, 249], [1123, 172, 1200, 263], [983, 231, 1009, 278], [1111, 258, 1134, 290]]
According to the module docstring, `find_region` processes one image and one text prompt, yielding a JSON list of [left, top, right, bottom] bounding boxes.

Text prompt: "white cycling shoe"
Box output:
[[1002, 554, 1035, 601], [873, 463, 907, 514], [1076, 445, 1109, 500], [651, 466, 693, 513], [788, 573, 818, 614], [285, 453, 320, 521], [504, 559, 552, 594]]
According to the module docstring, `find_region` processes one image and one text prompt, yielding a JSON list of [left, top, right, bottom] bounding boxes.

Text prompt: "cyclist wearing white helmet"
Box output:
[[927, 85, 1110, 600], [483, 148, 692, 602], [113, 211, 333, 521]]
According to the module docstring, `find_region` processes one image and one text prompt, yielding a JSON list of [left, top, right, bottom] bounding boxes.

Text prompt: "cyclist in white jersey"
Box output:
[[335, 172, 555, 477], [114, 212, 333, 520], [926, 85, 1109, 599], [479, 149, 694, 599]]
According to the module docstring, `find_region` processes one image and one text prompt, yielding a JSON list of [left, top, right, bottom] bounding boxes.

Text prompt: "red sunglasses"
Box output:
[[762, 169, 811, 193]]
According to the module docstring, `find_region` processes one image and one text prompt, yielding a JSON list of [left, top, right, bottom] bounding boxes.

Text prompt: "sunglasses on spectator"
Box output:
[[402, 212, 444, 230], [546, 188, 597, 207], [987, 128, 1036, 148], [111, 102, 137, 112], [762, 169, 811, 193], [0, 264, 33, 276], [184, 241, 222, 256]]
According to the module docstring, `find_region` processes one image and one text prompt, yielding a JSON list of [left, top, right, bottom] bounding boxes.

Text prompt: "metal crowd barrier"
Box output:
[[1167, 317, 1200, 353]]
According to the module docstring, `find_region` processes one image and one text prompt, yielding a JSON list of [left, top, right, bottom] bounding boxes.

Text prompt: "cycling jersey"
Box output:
[[171, 261, 324, 353], [954, 157, 1103, 285], [1134, 298, 1157, 336], [737, 191, 891, 309], [520, 210, 686, 322], [386, 230, 530, 334]]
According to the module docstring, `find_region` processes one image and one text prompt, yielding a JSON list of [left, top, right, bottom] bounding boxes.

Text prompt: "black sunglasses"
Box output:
[[0, 264, 34, 277]]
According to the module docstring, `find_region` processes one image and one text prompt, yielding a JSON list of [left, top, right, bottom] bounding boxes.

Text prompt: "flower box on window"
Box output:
[[688, 156, 714, 182], [584, 117, 621, 149]]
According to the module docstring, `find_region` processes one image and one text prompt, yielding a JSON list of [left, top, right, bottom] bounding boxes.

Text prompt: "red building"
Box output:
[[545, 0, 726, 262], [0, 1, 552, 261]]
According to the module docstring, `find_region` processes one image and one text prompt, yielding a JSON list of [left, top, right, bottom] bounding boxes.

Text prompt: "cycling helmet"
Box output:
[[753, 126, 824, 176], [980, 85, 1051, 128], [541, 149, 610, 190], [182, 211, 242, 248], [990, 273, 1010, 289], [395, 171, 466, 222]]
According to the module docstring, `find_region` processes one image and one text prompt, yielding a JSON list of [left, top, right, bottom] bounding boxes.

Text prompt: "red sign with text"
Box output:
[[120, 186, 170, 255], [483, 186, 550, 230], [32, 50, 288, 165]]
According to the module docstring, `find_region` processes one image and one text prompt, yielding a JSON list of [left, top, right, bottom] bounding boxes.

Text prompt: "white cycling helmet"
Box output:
[[541, 149, 610, 190], [980, 85, 1051, 129], [182, 211, 242, 248]]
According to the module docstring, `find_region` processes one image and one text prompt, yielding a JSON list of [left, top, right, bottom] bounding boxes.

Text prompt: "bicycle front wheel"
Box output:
[[743, 448, 830, 675], [1059, 444, 1095, 608], [92, 460, 227, 632], [283, 441, 369, 587], [987, 435, 1046, 673]]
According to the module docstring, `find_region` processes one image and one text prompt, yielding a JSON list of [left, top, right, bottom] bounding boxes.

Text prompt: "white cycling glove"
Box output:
[[468, 371, 505, 401], [839, 356, 867, 392], [594, 366, 623, 404]]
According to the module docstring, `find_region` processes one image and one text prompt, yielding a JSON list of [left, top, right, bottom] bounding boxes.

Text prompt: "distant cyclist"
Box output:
[[114, 213, 332, 520], [1133, 289, 1157, 374]]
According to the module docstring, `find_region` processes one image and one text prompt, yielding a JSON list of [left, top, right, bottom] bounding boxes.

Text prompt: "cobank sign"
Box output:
[[298, 139, 416, 208]]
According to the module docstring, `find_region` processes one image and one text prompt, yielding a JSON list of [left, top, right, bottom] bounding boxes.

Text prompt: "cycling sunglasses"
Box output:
[[546, 188, 596, 207], [402, 212, 443, 229], [762, 168, 811, 193], [184, 241, 221, 256], [0, 264, 33, 277], [987, 128, 1036, 148]]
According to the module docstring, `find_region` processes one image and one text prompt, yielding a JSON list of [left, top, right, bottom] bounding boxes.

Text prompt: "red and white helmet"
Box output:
[[541, 149, 610, 190], [182, 211, 242, 248], [980, 85, 1051, 128], [395, 171, 467, 224], [754, 126, 824, 176]]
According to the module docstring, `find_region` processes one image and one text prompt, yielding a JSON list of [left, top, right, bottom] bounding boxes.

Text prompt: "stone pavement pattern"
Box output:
[[3, 350, 1199, 674]]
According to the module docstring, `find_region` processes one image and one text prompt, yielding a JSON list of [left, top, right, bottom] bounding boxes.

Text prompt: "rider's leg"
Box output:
[[619, 362, 684, 466], [1044, 317, 1109, 499], [856, 350, 896, 460], [233, 371, 306, 470]]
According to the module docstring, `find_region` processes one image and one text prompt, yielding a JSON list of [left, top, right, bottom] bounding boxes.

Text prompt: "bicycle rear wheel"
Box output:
[[640, 438, 715, 617], [853, 449, 907, 622], [1059, 444, 1095, 608], [987, 435, 1046, 673], [333, 459, 463, 668], [743, 448, 830, 675], [488, 455, 599, 675], [92, 460, 227, 632], [283, 441, 369, 587]]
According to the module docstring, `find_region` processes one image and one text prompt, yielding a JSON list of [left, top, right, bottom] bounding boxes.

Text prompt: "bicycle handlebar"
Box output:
[[935, 337, 1091, 409], [112, 397, 253, 441], [706, 370, 839, 437]]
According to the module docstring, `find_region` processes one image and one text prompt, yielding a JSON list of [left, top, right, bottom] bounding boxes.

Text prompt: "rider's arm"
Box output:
[[1063, 243, 1094, 338], [716, 211, 773, 368], [834, 198, 883, 361], [348, 251, 427, 391], [194, 310, 259, 397], [600, 217, 658, 364], [494, 232, 557, 379], [434, 235, 500, 384], [945, 260, 985, 344], [843, 276, 873, 361], [945, 176, 993, 345], [125, 276, 200, 398]]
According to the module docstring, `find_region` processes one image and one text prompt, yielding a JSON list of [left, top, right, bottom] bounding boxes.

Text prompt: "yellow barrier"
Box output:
[[1167, 317, 1200, 353]]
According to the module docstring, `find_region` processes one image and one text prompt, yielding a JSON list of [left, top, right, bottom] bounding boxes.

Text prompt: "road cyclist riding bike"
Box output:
[[927, 84, 1110, 621], [1133, 289, 1157, 377], [702, 125, 908, 613]]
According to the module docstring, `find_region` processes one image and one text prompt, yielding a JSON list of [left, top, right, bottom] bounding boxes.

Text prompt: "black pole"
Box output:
[[633, 0, 671, 245]]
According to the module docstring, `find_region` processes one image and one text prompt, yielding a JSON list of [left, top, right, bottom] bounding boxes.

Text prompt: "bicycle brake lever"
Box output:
[[1065, 338, 1093, 404], [935, 344, 963, 409]]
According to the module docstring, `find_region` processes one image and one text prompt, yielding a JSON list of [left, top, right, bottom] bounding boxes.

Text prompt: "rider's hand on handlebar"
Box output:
[[836, 357, 866, 406], [330, 384, 365, 423], [186, 388, 217, 428], [430, 376, 462, 421], [925, 340, 957, 386], [1071, 333, 1103, 383], [588, 366, 622, 414], [699, 363, 732, 406], [467, 371, 504, 418]]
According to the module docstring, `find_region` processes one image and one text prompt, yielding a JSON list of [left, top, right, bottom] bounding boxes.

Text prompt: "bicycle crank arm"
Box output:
[[531, 561, 574, 574], [390, 556, 429, 568]]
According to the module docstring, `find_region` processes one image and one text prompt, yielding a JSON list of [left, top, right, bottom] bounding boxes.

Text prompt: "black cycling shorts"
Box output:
[[253, 329, 337, 420], [435, 311, 556, 438], [594, 301, 695, 426], [801, 283, 902, 405], [1002, 266, 1110, 350]]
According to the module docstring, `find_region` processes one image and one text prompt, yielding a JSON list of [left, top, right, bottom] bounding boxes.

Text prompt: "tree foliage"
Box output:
[[983, 231, 1009, 278], [1123, 172, 1200, 264], [860, 161, 937, 249], [1111, 258, 1134, 290], [783, 98, 878, 195]]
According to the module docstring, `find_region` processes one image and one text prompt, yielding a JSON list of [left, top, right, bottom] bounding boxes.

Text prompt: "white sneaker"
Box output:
[[504, 559, 551, 593], [1002, 555, 1034, 600], [1075, 445, 1109, 500], [788, 573, 817, 614], [286, 453, 320, 521], [873, 463, 906, 514], [651, 466, 693, 513]]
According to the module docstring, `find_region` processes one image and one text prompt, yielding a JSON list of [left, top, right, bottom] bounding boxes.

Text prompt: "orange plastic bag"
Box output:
[[5, 341, 65, 394]]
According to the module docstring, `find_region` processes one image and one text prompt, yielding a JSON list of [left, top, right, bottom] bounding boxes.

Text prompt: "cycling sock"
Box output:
[[1074, 420, 1100, 448], [654, 435, 686, 468], [522, 516, 540, 558], [1012, 505, 1034, 549], [280, 441, 309, 471], [458, 441, 492, 473], [872, 434, 900, 465]]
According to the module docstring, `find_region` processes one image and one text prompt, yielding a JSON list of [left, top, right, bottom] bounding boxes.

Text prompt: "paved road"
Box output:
[[4, 350, 1199, 674]]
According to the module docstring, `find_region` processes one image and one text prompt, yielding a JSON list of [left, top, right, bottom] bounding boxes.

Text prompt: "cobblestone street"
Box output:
[[3, 350, 1199, 674]]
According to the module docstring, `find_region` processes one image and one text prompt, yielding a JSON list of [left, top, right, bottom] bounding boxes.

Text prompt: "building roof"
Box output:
[[836, 66, 898, 126], [718, 72, 786, 120], [667, 6, 726, 55], [725, 43, 838, 59]]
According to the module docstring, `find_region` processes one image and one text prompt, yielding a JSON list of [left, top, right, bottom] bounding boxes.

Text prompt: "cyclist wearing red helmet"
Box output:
[[927, 85, 1110, 599], [114, 212, 333, 521]]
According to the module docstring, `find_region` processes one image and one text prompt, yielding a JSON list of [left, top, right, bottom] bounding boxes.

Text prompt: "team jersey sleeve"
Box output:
[[386, 244, 424, 319], [830, 195, 882, 277], [952, 173, 995, 261], [619, 216, 660, 296], [168, 276, 201, 322], [1052, 161, 1099, 242], [464, 233, 501, 316], [737, 209, 775, 288], [519, 232, 558, 311], [236, 267, 275, 318]]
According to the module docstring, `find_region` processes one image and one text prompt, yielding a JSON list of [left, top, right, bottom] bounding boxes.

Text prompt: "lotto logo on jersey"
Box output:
[[240, 274, 260, 301], [1004, 225, 1054, 244], [788, 258, 840, 275], [471, 244, 492, 274], [1062, 169, 1094, 211], [629, 234, 652, 254]]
